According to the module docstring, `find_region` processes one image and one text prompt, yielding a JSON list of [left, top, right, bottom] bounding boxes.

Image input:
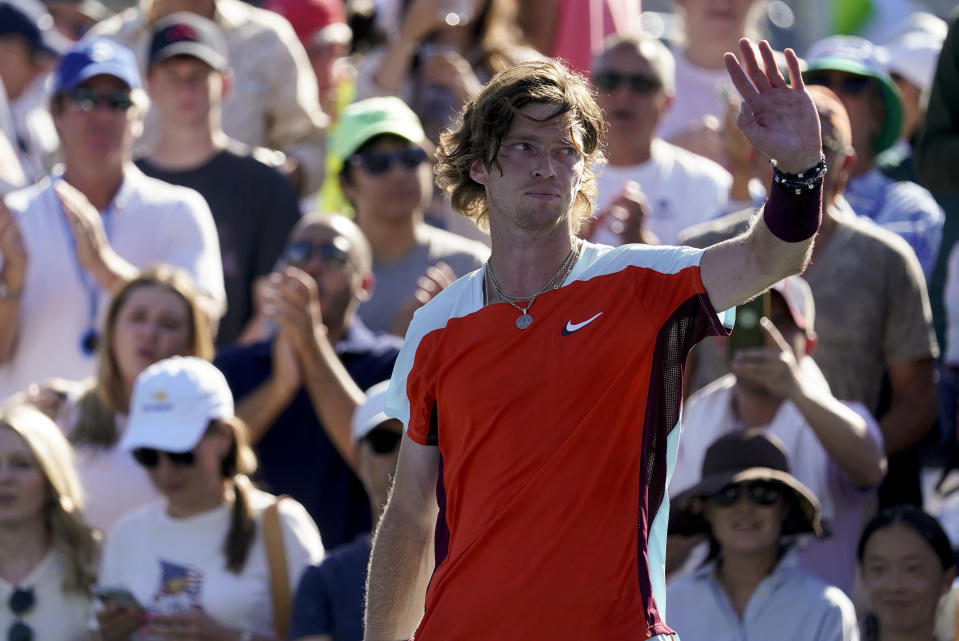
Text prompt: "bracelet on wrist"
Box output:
[[771, 156, 827, 195]]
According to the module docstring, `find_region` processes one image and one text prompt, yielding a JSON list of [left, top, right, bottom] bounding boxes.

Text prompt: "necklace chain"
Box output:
[[485, 240, 580, 326]]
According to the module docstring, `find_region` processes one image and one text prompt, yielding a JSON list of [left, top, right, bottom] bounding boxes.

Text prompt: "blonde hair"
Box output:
[[435, 59, 606, 232], [72, 266, 214, 448], [0, 404, 98, 595]]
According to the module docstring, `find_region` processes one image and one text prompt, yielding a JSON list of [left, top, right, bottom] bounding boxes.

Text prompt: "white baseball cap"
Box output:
[[120, 356, 234, 453], [351, 380, 393, 443]]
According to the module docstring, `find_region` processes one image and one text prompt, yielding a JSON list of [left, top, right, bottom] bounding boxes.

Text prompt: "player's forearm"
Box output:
[[364, 497, 436, 641]]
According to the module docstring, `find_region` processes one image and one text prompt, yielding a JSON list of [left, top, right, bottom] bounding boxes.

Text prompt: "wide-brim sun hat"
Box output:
[[803, 35, 903, 155], [670, 429, 823, 538]]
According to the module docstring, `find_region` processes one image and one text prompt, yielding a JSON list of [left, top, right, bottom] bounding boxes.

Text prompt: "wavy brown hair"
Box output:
[[71, 267, 214, 448], [0, 404, 98, 595], [435, 58, 607, 232]]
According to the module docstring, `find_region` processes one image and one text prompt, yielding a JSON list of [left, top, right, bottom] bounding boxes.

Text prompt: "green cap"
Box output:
[[332, 96, 426, 160], [802, 35, 903, 155]]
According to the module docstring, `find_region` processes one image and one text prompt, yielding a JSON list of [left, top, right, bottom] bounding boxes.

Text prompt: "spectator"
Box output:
[[803, 35, 945, 278], [666, 430, 859, 641], [137, 13, 302, 347], [88, 0, 329, 197], [96, 356, 324, 640], [858, 505, 956, 641], [0, 38, 225, 402], [587, 34, 731, 246], [657, 0, 770, 166], [43, 0, 111, 42], [289, 380, 401, 641], [878, 14, 948, 183], [681, 85, 939, 506], [0, 402, 98, 641], [334, 97, 488, 337], [23, 267, 214, 533], [0, 81, 26, 193], [0, 1, 64, 184], [916, 7, 959, 194], [670, 276, 886, 596], [355, 0, 539, 144], [215, 214, 401, 549]]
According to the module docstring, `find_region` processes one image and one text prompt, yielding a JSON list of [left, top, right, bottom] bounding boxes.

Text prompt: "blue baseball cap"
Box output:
[[53, 37, 141, 94], [0, 1, 67, 57]]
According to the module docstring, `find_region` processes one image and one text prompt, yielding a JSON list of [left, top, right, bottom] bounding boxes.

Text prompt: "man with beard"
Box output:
[[669, 275, 886, 598], [214, 213, 402, 549]]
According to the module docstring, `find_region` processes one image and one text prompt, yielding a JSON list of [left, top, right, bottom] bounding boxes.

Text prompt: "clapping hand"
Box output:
[[724, 39, 822, 173]]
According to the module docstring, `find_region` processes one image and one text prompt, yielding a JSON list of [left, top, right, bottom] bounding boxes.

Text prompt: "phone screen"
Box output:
[[93, 587, 142, 610], [727, 291, 770, 358]]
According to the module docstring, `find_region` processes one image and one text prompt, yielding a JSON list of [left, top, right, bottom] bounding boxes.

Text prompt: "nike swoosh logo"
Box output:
[[562, 312, 603, 335]]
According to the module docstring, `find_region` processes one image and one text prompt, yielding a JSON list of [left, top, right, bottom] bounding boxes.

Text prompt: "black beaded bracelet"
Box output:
[[771, 156, 827, 195]]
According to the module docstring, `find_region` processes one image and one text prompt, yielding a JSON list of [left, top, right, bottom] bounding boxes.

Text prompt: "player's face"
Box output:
[[861, 524, 953, 635], [147, 56, 223, 127], [469, 102, 586, 234], [53, 74, 137, 170], [593, 47, 668, 144]]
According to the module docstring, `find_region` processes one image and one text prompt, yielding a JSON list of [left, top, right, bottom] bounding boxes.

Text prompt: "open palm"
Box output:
[[724, 39, 822, 174]]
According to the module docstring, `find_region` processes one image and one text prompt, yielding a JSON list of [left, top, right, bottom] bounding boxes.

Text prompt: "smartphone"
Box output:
[[727, 291, 770, 358], [93, 586, 143, 610]]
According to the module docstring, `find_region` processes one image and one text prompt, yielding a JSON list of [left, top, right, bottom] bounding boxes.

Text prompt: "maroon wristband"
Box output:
[[762, 179, 823, 242]]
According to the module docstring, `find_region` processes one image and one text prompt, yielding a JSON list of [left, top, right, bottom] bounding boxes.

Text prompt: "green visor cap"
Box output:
[[333, 96, 427, 161]]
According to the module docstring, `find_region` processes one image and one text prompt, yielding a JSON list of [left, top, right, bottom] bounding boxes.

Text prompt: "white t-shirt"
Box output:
[[99, 489, 324, 636], [0, 166, 225, 401], [656, 49, 733, 142], [593, 139, 731, 245], [0, 550, 93, 641]]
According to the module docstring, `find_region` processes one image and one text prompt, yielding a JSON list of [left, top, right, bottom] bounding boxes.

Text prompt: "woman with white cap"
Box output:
[[95, 356, 324, 641], [666, 430, 859, 641]]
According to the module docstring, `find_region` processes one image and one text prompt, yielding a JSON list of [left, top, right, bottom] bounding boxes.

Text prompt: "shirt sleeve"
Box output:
[[278, 497, 326, 592], [881, 235, 940, 365]]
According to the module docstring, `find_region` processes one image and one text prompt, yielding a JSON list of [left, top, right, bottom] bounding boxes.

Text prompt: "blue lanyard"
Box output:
[[52, 179, 115, 356]]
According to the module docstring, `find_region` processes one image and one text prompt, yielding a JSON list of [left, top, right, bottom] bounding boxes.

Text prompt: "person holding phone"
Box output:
[[0, 403, 98, 641], [95, 356, 324, 640], [670, 276, 886, 597]]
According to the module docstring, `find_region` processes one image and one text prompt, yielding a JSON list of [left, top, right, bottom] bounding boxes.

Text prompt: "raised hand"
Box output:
[[724, 39, 822, 174]]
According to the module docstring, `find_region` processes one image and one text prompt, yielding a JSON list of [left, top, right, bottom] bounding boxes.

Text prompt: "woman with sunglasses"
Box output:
[[22, 267, 215, 535], [96, 356, 323, 641], [666, 430, 858, 641], [0, 403, 99, 641], [858, 505, 956, 641]]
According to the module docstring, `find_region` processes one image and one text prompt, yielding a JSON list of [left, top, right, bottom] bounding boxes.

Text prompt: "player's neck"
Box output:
[[357, 211, 420, 263], [488, 226, 577, 299], [0, 519, 49, 585], [147, 125, 226, 172], [62, 164, 125, 211]]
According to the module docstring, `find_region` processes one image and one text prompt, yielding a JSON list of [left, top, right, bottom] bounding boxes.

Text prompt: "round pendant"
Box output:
[[81, 328, 99, 355], [516, 314, 533, 329]]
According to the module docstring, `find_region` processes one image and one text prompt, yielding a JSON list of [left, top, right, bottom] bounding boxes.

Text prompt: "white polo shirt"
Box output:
[[0, 165, 225, 401]]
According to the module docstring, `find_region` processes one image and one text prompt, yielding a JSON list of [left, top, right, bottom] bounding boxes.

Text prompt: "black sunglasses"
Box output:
[[363, 428, 402, 455], [709, 481, 784, 507], [347, 147, 428, 175], [282, 240, 351, 268], [593, 71, 662, 94], [132, 448, 196, 468], [8, 588, 34, 641], [803, 72, 871, 96], [66, 86, 134, 113]]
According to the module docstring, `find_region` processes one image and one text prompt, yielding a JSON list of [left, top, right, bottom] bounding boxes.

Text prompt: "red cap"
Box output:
[[263, 0, 345, 46]]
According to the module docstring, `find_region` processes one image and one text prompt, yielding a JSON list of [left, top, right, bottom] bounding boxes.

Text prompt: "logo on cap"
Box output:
[[167, 24, 198, 42], [89, 41, 114, 62]]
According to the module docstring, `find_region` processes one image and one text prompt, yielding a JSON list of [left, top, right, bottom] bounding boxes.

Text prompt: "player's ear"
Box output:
[[469, 159, 488, 186]]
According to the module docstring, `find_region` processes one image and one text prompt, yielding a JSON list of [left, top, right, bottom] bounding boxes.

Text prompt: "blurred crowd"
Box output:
[[1, 0, 959, 639]]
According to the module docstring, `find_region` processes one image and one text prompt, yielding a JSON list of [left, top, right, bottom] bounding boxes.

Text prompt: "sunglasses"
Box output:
[[363, 428, 403, 455], [347, 147, 428, 175], [593, 71, 662, 94], [66, 87, 134, 113], [282, 240, 351, 268], [709, 481, 784, 507], [803, 72, 871, 96], [132, 448, 196, 468], [7, 588, 34, 641]]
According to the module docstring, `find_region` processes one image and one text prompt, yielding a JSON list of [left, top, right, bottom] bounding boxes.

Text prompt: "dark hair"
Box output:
[[435, 58, 606, 232], [858, 505, 954, 572], [215, 417, 259, 574]]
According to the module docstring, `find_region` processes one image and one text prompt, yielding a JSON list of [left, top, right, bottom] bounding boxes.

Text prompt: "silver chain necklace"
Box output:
[[485, 241, 581, 330]]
